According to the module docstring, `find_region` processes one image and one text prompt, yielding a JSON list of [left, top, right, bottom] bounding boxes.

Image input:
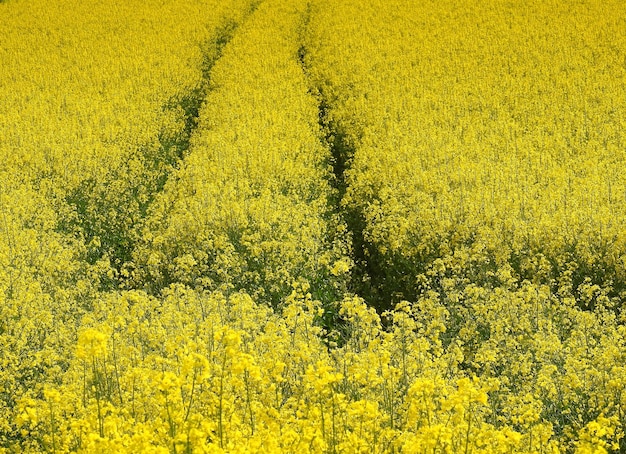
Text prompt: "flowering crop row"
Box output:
[[0, 0, 253, 275], [305, 0, 626, 307], [131, 0, 351, 306], [304, 0, 626, 450], [0, 0, 253, 448]]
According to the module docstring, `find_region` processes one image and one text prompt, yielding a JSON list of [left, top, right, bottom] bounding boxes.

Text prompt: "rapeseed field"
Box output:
[[1, 0, 625, 452]]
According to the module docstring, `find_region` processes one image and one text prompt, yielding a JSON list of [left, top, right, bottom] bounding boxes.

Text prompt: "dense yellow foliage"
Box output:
[[0, 0, 254, 447], [0, 0, 253, 272], [305, 0, 626, 303], [2, 0, 626, 452], [132, 0, 351, 305]]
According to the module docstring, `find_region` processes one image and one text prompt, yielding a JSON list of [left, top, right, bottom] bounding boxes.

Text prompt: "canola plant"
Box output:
[[1, 0, 626, 452]]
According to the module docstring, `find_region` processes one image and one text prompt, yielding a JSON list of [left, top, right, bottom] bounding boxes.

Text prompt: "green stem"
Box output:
[[244, 370, 255, 435], [49, 399, 57, 454]]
